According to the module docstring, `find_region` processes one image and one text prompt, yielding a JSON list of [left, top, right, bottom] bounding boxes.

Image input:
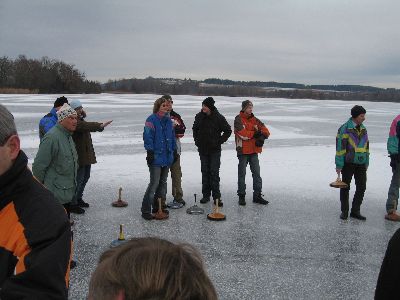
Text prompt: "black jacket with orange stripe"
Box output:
[[0, 151, 71, 299]]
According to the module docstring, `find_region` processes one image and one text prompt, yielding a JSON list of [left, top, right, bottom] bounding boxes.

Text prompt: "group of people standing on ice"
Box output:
[[141, 95, 271, 220], [28, 94, 400, 225], [2, 96, 400, 298]]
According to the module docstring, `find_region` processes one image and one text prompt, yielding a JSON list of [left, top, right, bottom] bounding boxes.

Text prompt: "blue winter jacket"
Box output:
[[39, 107, 58, 140], [143, 112, 176, 167]]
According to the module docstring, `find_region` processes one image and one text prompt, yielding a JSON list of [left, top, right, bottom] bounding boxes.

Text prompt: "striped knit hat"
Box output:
[[57, 103, 77, 123], [241, 100, 253, 111]]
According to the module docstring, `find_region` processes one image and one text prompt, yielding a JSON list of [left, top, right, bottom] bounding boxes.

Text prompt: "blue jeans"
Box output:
[[72, 165, 91, 205], [386, 162, 400, 213], [199, 151, 221, 199], [237, 154, 262, 196], [141, 166, 169, 214]]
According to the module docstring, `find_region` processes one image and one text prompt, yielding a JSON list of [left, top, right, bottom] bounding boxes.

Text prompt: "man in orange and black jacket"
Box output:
[[234, 100, 270, 206], [0, 104, 71, 299]]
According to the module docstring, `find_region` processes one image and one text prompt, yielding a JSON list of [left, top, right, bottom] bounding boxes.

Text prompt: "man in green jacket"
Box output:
[[69, 99, 112, 213], [335, 105, 369, 220], [33, 103, 78, 219]]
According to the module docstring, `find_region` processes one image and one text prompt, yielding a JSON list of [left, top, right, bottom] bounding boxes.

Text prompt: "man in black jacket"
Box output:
[[192, 97, 232, 206], [375, 228, 400, 299], [0, 104, 71, 299]]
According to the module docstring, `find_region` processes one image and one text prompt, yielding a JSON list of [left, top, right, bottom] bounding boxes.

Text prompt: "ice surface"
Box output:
[[2, 94, 399, 300]]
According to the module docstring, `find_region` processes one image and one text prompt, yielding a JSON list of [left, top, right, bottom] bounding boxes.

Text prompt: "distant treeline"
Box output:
[[203, 78, 386, 93], [0, 55, 101, 94], [103, 77, 400, 102]]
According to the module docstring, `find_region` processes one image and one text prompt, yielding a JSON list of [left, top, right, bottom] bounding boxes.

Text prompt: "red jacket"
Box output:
[[234, 112, 270, 155]]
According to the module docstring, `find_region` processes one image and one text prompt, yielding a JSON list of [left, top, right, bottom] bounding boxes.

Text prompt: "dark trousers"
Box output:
[[340, 163, 367, 213], [199, 151, 221, 200], [72, 165, 91, 205]]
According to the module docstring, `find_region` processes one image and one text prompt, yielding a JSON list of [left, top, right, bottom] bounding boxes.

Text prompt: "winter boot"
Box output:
[[70, 204, 85, 214], [385, 211, 400, 222], [77, 198, 89, 208], [176, 198, 186, 206], [253, 193, 268, 205], [141, 212, 154, 220], [238, 195, 246, 206], [200, 196, 210, 204]]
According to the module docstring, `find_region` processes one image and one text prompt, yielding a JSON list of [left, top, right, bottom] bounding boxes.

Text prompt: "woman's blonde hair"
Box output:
[[153, 97, 167, 114], [89, 237, 218, 300]]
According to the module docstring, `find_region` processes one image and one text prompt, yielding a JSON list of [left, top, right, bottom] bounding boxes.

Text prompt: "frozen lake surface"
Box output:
[[1, 93, 399, 299]]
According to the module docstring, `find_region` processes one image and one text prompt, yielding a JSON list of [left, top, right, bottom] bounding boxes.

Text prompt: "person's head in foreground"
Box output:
[[89, 237, 218, 300]]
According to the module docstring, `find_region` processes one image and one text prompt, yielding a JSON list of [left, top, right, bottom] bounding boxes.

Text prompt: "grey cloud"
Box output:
[[1, 0, 400, 88]]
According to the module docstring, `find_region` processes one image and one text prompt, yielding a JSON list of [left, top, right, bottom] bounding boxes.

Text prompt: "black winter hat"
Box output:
[[54, 96, 68, 108], [241, 100, 253, 111], [202, 97, 215, 111], [351, 105, 366, 118]]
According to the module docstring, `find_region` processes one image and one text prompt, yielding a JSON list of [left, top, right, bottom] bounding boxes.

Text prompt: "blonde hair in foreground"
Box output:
[[89, 237, 218, 300]]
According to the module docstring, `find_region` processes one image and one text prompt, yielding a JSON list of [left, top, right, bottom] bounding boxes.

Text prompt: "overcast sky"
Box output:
[[1, 0, 399, 88]]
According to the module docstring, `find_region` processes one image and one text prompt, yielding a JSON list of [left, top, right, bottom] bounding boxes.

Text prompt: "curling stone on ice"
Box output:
[[186, 193, 204, 215], [112, 187, 128, 207], [207, 198, 226, 221], [110, 224, 127, 248], [330, 172, 348, 189], [154, 198, 169, 220], [167, 199, 184, 209]]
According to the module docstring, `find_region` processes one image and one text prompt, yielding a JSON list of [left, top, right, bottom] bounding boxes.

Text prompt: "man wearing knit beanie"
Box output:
[[235, 100, 270, 206], [33, 102, 79, 268], [38, 96, 69, 140], [193, 97, 232, 206], [241, 100, 253, 112], [335, 105, 369, 220], [57, 103, 77, 124], [69, 99, 112, 214], [202, 97, 216, 111]]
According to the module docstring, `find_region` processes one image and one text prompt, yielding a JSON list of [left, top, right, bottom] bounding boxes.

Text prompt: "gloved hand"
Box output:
[[390, 155, 397, 171], [255, 135, 266, 147], [253, 130, 262, 139], [173, 150, 179, 164], [146, 150, 154, 166]]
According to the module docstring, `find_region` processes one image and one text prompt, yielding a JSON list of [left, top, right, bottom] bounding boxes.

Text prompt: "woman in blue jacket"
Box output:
[[142, 97, 176, 220]]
